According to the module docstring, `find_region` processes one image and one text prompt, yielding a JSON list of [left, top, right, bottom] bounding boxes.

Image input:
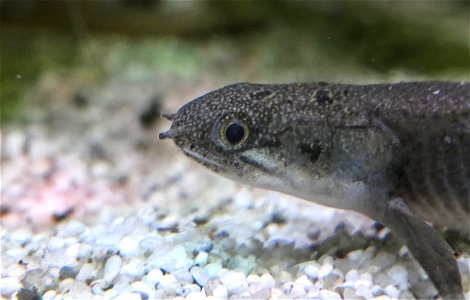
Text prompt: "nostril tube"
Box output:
[[159, 130, 174, 139], [161, 112, 176, 121]]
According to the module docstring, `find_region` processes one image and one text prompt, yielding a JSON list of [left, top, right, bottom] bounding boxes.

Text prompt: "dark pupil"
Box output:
[[225, 123, 245, 144]]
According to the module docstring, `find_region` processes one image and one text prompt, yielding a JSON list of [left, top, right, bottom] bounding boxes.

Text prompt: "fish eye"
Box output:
[[221, 121, 249, 146]]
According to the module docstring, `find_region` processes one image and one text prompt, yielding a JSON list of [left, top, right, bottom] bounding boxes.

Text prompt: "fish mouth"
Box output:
[[181, 147, 227, 172]]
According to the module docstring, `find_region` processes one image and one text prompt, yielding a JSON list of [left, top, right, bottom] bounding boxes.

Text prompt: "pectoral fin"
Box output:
[[382, 198, 463, 299]]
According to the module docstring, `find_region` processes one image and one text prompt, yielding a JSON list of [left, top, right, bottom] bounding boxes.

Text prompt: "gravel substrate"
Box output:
[[1, 78, 469, 299], [2, 184, 470, 299]]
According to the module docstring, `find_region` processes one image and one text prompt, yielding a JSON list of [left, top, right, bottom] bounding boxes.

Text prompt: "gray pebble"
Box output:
[[59, 266, 78, 280]]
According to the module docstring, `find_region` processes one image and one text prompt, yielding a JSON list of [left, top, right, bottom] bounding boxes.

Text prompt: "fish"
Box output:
[[160, 81, 470, 299]]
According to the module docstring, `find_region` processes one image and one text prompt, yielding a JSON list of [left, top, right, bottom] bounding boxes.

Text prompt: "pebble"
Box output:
[[386, 265, 408, 289], [59, 265, 78, 280], [102, 255, 122, 289], [191, 266, 209, 286], [76, 263, 96, 282], [246, 274, 260, 285], [158, 274, 178, 289], [173, 269, 194, 285], [144, 268, 163, 287], [119, 236, 140, 257], [185, 290, 206, 300], [42, 290, 57, 299], [194, 251, 209, 266], [219, 271, 248, 294], [304, 263, 320, 280], [46, 237, 65, 252], [59, 221, 86, 237], [121, 260, 144, 278], [319, 289, 342, 300], [290, 283, 306, 298], [138, 236, 163, 254], [130, 281, 155, 299], [0, 277, 23, 298], [345, 269, 359, 282], [4, 263, 26, 280], [212, 285, 228, 299], [294, 274, 313, 290], [342, 286, 356, 299], [259, 273, 276, 288], [205, 263, 222, 279], [384, 284, 401, 298], [177, 284, 201, 296], [318, 262, 333, 278]]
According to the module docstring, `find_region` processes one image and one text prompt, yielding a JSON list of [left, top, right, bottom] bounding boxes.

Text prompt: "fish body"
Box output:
[[160, 81, 470, 299]]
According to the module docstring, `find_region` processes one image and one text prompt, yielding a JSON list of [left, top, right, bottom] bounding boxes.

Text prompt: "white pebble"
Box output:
[[345, 269, 359, 282], [76, 263, 96, 282], [281, 282, 294, 294], [173, 269, 194, 284], [130, 281, 155, 299], [304, 264, 320, 279], [104, 289, 122, 299], [246, 274, 260, 285], [219, 271, 248, 294], [158, 274, 178, 289], [77, 244, 93, 260], [0, 277, 22, 298], [259, 273, 275, 288], [66, 243, 81, 259], [119, 236, 139, 257], [191, 266, 209, 286], [60, 220, 86, 237], [270, 288, 287, 299], [4, 263, 26, 280], [121, 261, 144, 278], [387, 265, 408, 289], [180, 284, 201, 295], [139, 236, 163, 253], [319, 263, 333, 278], [342, 287, 356, 299], [347, 249, 364, 263], [371, 284, 383, 296], [355, 283, 373, 299], [145, 268, 163, 287], [239, 291, 252, 298], [319, 289, 341, 300], [186, 290, 206, 300], [102, 255, 122, 289], [385, 284, 401, 298], [294, 275, 313, 290], [42, 290, 57, 299], [360, 272, 373, 283], [212, 285, 228, 299], [47, 237, 65, 252], [290, 283, 306, 298], [91, 280, 104, 295], [205, 263, 222, 279], [194, 251, 209, 266]]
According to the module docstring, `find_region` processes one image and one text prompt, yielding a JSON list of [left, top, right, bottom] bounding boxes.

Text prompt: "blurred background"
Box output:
[[1, 0, 469, 229]]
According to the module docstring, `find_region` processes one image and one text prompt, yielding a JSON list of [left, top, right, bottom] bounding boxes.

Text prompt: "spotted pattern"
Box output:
[[162, 81, 470, 231]]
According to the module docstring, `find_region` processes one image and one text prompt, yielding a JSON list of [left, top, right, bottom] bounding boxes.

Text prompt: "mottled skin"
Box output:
[[160, 81, 469, 299]]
